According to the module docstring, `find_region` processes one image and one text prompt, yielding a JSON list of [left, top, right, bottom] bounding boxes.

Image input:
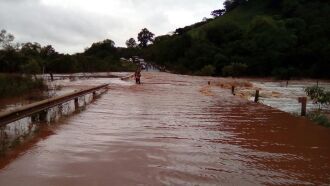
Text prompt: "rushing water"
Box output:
[[249, 80, 330, 114], [0, 72, 329, 185]]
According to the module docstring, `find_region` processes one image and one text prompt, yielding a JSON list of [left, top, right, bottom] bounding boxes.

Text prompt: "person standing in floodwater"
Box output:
[[135, 68, 141, 84]]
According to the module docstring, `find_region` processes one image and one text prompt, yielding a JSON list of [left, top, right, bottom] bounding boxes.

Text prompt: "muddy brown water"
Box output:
[[0, 72, 329, 185], [0, 90, 50, 112]]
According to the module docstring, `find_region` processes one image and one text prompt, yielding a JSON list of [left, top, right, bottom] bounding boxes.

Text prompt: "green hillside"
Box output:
[[190, 0, 271, 40], [144, 0, 330, 79]]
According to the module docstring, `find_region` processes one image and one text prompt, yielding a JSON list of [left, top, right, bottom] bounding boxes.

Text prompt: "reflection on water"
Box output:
[[0, 73, 329, 185]]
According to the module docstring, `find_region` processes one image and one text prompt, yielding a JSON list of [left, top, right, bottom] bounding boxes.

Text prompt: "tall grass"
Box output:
[[307, 112, 330, 128], [0, 74, 46, 98]]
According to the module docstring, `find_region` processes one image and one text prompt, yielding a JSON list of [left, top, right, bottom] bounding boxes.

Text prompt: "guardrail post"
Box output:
[[74, 98, 79, 110], [50, 73, 54, 81], [298, 97, 307, 116], [31, 114, 39, 123], [31, 110, 47, 123], [254, 90, 260, 103], [39, 110, 48, 122], [58, 104, 63, 115], [83, 96, 87, 107]]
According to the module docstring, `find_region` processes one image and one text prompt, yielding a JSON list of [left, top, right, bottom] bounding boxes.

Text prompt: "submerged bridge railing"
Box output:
[[0, 84, 109, 126], [120, 73, 135, 81]]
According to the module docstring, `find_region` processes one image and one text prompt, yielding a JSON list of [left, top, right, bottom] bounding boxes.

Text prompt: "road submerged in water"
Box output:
[[0, 72, 329, 185]]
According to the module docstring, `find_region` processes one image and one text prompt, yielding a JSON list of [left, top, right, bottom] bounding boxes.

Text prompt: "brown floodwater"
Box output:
[[0, 72, 329, 185], [0, 90, 50, 113]]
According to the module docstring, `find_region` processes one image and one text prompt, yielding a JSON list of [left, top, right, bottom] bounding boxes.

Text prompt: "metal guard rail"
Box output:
[[120, 74, 135, 80], [0, 84, 109, 126]]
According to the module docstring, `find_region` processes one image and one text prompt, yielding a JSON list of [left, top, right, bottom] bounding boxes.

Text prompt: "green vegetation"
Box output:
[[305, 86, 330, 108], [140, 0, 330, 78], [126, 38, 138, 48], [307, 112, 330, 128], [196, 65, 216, 76], [1, 0, 329, 79], [305, 86, 330, 127], [0, 74, 45, 98], [137, 28, 155, 48], [0, 28, 137, 99], [0, 31, 137, 74], [222, 63, 248, 77]]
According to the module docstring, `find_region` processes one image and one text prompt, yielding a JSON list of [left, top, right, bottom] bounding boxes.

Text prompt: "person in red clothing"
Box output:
[[135, 67, 141, 84]]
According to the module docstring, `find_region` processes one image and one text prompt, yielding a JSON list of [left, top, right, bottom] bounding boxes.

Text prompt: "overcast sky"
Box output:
[[0, 0, 223, 54]]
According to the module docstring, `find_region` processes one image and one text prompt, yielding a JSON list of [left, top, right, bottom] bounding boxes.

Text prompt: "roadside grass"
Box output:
[[307, 112, 330, 128]]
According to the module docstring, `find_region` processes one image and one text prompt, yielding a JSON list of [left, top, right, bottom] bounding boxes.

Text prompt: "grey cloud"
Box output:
[[0, 0, 122, 53], [0, 0, 221, 53]]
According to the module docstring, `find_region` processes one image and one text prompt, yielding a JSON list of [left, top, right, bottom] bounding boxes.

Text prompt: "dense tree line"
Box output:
[[1, 0, 329, 79], [0, 27, 162, 77], [140, 0, 330, 79], [0, 32, 136, 75], [0, 27, 161, 75]]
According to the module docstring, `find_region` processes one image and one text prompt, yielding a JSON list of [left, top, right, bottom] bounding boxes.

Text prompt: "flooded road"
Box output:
[[0, 72, 330, 185]]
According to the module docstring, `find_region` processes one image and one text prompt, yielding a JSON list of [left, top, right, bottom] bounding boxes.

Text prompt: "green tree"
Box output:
[[0, 29, 15, 49], [138, 28, 155, 48], [47, 55, 78, 73], [223, 0, 247, 12], [305, 86, 330, 108], [211, 9, 226, 17], [21, 59, 42, 78], [206, 22, 243, 47], [245, 16, 297, 76], [84, 39, 117, 59], [126, 38, 137, 48], [41, 45, 57, 58], [21, 42, 42, 56], [281, 0, 299, 15]]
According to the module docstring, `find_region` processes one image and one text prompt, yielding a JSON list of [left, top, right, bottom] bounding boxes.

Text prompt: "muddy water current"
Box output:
[[0, 72, 329, 185]]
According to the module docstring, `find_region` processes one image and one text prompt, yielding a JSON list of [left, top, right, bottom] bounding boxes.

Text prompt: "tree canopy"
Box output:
[[126, 38, 137, 48], [139, 0, 330, 78], [138, 28, 155, 48], [0, 33, 136, 74], [0, 29, 14, 49], [0, 0, 329, 79]]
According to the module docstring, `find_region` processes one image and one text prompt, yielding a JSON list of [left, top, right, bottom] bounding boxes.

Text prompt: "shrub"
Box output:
[[305, 86, 330, 127], [20, 59, 42, 77], [197, 65, 216, 76], [307, 112, 330, 128], [305, 86, 330, 108], [222, 63, 248, 77]]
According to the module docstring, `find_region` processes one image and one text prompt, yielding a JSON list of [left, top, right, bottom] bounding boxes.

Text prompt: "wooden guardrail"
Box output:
[[0, 84, 109, 126]]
